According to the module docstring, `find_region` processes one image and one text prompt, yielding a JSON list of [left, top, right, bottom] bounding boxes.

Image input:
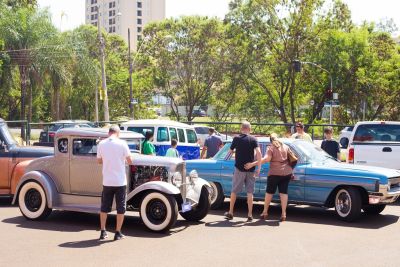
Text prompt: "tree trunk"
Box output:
[[54, 78, 61, 120]]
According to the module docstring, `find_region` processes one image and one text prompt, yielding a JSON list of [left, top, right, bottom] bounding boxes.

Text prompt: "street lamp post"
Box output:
[[97, 7, 110, 122], [293, 60, 334, 124], [128, 28, 134, 119]]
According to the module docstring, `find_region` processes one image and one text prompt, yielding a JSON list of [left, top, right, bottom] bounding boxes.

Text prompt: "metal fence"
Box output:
[[183, 121, 353, 140], [5, 119, 352, 145]]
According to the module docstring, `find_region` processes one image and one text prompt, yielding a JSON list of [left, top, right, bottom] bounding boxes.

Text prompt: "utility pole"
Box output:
[[95, 78, 99, 123], [128, 28, 134, 119], [97, 6, 110, 122]]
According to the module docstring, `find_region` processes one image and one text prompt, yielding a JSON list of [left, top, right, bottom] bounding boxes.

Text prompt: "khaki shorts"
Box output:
[[232, 168, 255, 194]]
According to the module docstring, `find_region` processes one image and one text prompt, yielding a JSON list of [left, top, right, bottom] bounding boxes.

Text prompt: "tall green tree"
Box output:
[[143, 16, 228, 121], [0, 6, 59, 138]]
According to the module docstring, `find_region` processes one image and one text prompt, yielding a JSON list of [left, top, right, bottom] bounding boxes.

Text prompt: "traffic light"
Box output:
[[325, 88, 333, 99], [293, 60, 302, 72]]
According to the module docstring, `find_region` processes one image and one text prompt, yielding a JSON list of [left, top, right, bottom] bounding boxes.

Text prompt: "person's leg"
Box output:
[[263, 176, 278, 216], [228, 169, 245, 216], [279, 193, 288, 218], [116, 214, 125, 232], [262, 193, 273, 215], [100, 186, 113, 230], [228, 192, 237, 215], [115, 186, 127, 232], [100, 212, 108, 230], [245, 172, 256, 218], [247, 193, 253, 217], [278, 175, 291, 219]]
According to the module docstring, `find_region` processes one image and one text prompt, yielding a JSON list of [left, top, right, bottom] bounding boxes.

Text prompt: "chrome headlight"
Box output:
[[172, 172, 183, 187], [189, 170, 199, 183]]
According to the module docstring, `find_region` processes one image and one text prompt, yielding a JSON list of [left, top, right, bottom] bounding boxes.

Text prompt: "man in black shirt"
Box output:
[[321, 127, 341, 160], [224, 121, 261, 222]]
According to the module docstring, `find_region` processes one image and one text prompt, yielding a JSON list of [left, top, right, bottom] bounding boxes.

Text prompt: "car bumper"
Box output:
[[368, 185, 400, 204]]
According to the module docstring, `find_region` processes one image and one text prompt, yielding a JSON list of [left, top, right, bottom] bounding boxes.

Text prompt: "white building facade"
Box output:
[[85, 0, 166, 49]]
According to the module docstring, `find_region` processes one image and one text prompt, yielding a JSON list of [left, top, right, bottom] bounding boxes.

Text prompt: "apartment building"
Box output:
[[85, 0, 166, 49]]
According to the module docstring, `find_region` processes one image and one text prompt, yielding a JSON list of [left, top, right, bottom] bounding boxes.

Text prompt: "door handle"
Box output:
[[382, 147, 392, 152]]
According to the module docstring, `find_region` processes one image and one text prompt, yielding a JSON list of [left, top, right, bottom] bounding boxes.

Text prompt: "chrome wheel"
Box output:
[[335, 189, 352, 217], [209, 182, 218, 205]]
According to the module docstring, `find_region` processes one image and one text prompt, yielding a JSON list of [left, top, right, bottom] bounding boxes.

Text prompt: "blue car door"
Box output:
[[257, 163, 305, 202]]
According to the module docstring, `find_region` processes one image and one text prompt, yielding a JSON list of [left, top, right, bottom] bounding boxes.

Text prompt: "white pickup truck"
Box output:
[[347, 121, 400, 169]]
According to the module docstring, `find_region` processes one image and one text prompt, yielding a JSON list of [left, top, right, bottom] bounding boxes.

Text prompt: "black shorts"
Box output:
[[101, 185, 127, 214], [266, 175, 291, 194]]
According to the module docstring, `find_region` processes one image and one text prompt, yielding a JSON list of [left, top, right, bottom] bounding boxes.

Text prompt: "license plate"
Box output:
[[181, 202, 192, 213]]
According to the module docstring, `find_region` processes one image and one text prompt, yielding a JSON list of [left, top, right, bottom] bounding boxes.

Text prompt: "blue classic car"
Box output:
[[186, 138, 400, 221]]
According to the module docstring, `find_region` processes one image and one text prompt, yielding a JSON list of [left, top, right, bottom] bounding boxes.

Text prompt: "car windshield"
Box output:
[[1, 123, 17, 145], [213, 143, 232, 160], [292, 140, 335, 163], [123, 138, 142, 153]]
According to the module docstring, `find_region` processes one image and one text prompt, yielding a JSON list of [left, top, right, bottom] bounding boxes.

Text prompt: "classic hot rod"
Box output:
[[12, 128, 211, 232]]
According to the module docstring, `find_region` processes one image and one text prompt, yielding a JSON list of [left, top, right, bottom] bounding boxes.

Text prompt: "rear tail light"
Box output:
[[348, 147, 354, 163], [49, 132, 55, 137]]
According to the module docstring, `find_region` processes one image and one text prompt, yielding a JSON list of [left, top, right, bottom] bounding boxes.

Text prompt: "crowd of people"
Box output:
[[96, 122, 341, 240]]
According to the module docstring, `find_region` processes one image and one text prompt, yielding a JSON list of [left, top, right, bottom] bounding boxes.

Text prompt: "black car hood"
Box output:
[[11, 145, 54, 158]]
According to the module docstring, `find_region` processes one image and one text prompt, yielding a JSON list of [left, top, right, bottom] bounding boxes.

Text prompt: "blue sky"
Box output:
[[38, 0, 400, 35]]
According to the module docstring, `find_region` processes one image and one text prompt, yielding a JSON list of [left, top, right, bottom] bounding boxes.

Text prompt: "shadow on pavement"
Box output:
[[0, 197, 13, 206], [2, 209, 200, 247], [206, 200, 399, 229]]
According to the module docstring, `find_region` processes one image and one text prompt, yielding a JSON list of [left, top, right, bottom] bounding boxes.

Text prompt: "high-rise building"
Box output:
[[85, 0, 166, 49]]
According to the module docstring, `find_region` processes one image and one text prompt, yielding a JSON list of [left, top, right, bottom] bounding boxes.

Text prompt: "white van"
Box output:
[[121, 119, 200, 160]]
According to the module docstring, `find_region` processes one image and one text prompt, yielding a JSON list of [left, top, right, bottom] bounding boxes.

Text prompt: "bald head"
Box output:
[[241, 121, 251, 134], [108, 124, 121, 137]]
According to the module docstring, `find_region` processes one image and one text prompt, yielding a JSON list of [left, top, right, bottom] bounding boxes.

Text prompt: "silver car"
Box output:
[[13, 128, 211, 232]]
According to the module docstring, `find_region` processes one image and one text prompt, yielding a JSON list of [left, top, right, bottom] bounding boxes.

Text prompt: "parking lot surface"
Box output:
[[1, 198, 399, 267]]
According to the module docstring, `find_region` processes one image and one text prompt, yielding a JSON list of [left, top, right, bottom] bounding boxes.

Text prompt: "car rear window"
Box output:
[[195, 127, 209, 134], [353, 124, 400, 142]]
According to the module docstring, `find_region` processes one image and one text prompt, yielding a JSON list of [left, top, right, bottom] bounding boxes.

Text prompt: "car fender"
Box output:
[[12, 170, 58, 208], [186, 178, 211, 204], [10, 160, 33, 195], [126, 181, 181, 201]]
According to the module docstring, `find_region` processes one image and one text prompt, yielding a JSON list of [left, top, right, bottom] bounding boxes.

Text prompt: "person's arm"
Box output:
[[123, 142, 133, 164], [201, 140, 208, 159], [244, 151, 272, 169], [254, 146, 262, 177], [336, 141, 341, 161], [96, 143, 102, 164]]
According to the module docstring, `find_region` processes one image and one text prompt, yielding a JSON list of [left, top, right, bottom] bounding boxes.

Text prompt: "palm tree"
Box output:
[[0, 6, 60, 138]]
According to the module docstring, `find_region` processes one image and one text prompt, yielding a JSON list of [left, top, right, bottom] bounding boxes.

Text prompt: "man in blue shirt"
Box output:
[[201, 127, 223, 159]]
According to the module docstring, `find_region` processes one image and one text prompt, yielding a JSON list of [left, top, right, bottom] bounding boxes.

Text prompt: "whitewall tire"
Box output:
[[18, 181, 52, 220], [140, 192, 178, 232]]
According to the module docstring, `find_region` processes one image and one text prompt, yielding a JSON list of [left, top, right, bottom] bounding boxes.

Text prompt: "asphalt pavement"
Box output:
[[0, 198, 399, 267]]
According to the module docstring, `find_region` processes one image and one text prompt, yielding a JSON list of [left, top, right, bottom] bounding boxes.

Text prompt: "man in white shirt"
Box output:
[[97, 125, 133, 241]]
